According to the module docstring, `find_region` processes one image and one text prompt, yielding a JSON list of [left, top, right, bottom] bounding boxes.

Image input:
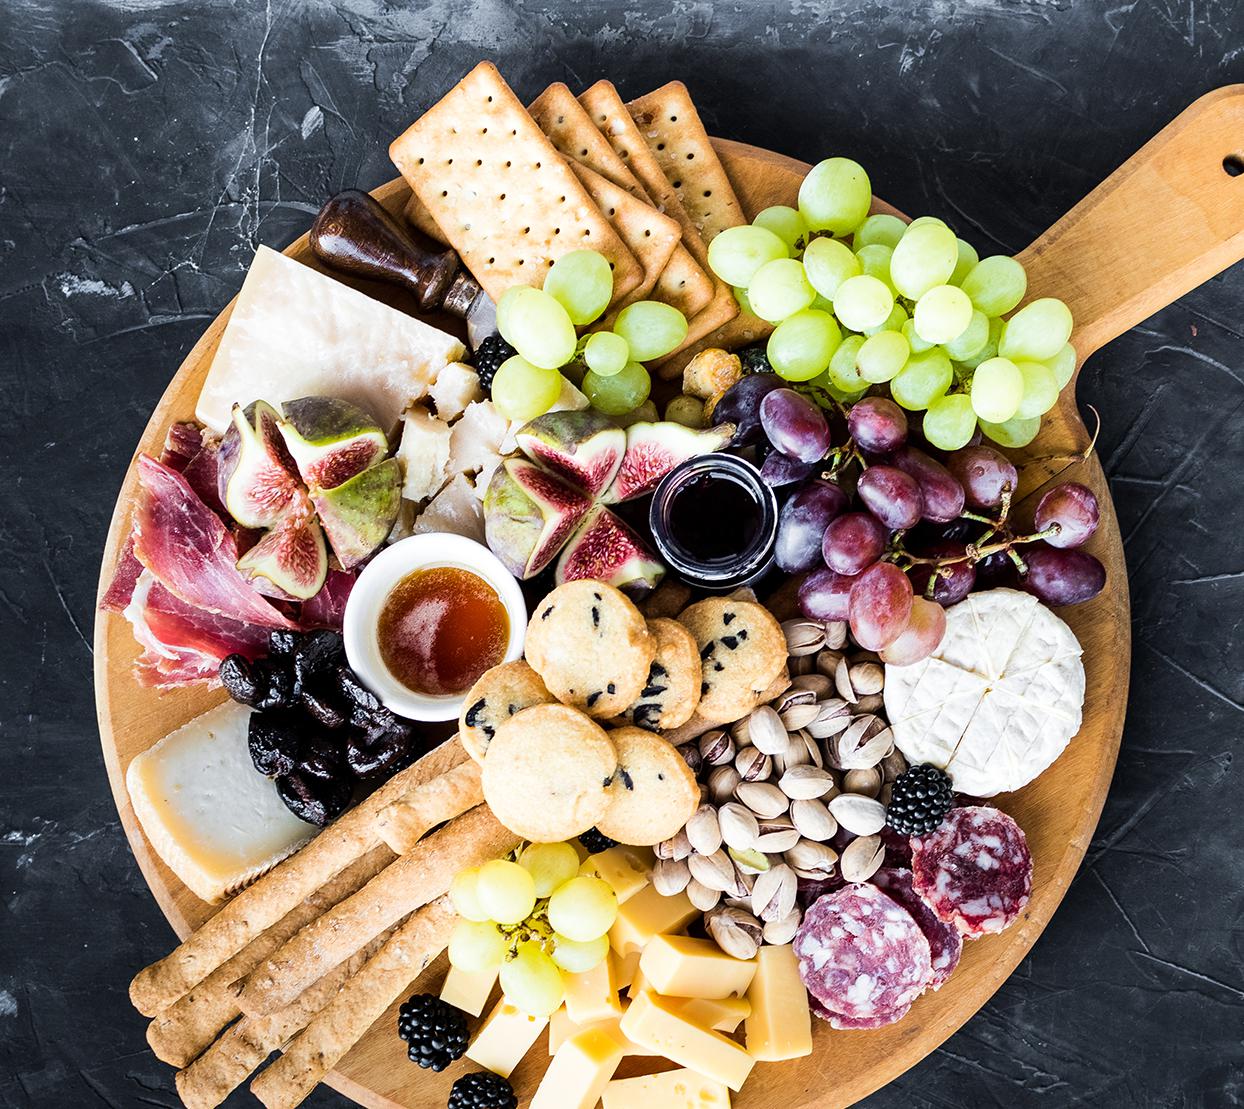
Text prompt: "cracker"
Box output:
[[651, 244, 716, 321], [373, 757, 483, 855], [389, 61, 642, 306]]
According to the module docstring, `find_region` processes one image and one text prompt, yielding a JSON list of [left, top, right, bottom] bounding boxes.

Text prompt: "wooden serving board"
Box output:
[[94, 86, 1244, 1108]]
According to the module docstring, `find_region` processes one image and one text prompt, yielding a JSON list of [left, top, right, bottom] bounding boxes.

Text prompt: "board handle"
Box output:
[[1018, 85, 1244, 362]]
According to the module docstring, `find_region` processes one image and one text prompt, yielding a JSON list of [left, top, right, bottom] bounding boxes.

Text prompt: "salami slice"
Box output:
[[910, 805, 1032, 937], [810, 993, 911, 1030], [871, 867, 962, 990], [793, 883, 932, 1020]]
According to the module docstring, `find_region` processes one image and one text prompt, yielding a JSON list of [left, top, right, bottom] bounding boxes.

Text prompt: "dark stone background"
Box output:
[[2, 1, 1242, 1106]]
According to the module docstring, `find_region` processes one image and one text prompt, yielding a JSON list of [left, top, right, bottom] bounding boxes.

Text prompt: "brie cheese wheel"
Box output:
[[884, 589, 1085, 796], [126, 701, 314, 902], [196, 245, 464, 434]]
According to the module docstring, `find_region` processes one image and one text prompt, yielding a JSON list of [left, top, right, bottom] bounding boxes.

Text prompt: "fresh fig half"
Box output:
[[482, 457, 592, 579], [555, 505, 665, 598], [311, 458, 402, 570], [218, 400, 306, 528], [279, 396, 389, 490], [236, 511, 328, 600], [515, 409, 625, 497], [601, 420, 736, 504]]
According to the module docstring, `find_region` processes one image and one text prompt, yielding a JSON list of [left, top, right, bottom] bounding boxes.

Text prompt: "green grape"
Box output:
[[551, 933, 610, 974], [584, 361, 651, 416], [890, 347, 953, 410], [753, 205, 807, 251], [970, 356, 1024, 422], [491, 357, 564, 421], [802, 237, 860, 299], [583, 331, 629, 377], [707, 224, 788, 286], [980, 414, 1041, 448], [476, 859, 537, 925], [833, 274, 894, 332], [518, 842, 581, 898], [958, 316, 1003, 368], [864, 301, 908, 336], [960, 256, 1028, 317], [500, 941, 565, 1017], [826, 333, 867, 392], [544, 249, 613, 325], [734, 285, 754, 313], [857, 330, 910, 384], [449, 919, 506, 972], [496, 286, 578, 369], [814, 373, 867, 404], [901, 318, 935, 354], [999, 298, 1073, 362], [766, 308, 841, 381], [748, 258, 815, 323], [810, 291, 836, 314], [1045, 342, 1077, 388], [950, 238, 980, 285], [854, 213, 907, 250], [1014, 360, 1059, 418], [798, 157, 872, 235], [913, 285, 974, 344], [944, 309, 990, 361], [923, 393, 978, 450], [906, 215, 949, 231], [855, 243, 896, 292], [547, 876, 618, 942], [449, 867, 490, 922], [613, 301, 688, 361], [665, 395, 705, 428], [890, 222, 959, 300]]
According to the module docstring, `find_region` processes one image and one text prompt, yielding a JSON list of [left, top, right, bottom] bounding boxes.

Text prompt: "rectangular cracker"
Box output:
[[389, 61, 642, 306]]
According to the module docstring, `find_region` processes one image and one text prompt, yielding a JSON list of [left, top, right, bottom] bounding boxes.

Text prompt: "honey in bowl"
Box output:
[[376, 566, 509, 697]]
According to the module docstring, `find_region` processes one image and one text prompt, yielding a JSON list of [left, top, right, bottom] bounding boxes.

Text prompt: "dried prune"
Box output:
[[346, 733, 406, 777], [255, 664, 295, 711], [297, 735, 345, 782], [352, 702, 398, 738], [277, 770, 351, 826], [248, 713, 301, 777], [336, 666, 381, 713], [220, 655, 261, 705], [299, 688, 346, 730], [294, 630, 344, 686], [268, 629, 300, 657]]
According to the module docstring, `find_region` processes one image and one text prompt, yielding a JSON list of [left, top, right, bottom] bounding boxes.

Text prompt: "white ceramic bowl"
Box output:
[[342, 534, 527, 722]]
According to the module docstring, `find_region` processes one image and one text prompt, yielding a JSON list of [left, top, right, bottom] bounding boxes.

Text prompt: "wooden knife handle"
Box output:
[[1018, 84, 1244, 364]]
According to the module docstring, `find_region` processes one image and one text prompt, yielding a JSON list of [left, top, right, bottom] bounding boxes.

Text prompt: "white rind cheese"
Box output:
[[884, 589, 1085, 797]]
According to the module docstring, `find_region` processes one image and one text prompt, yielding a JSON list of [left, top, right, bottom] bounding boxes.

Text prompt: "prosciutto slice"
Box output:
[[300, 569, 355, 630]]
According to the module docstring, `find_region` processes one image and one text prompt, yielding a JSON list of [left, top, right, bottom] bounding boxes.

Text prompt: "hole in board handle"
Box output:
[[1224, 154, 1244, 177]]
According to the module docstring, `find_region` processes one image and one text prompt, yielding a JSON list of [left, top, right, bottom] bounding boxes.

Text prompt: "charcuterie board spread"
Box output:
[[99, 60, 1156, 1109]]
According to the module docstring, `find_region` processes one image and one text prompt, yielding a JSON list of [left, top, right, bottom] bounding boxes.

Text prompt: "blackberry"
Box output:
[[738, 343, 772, 375], [471, 334, 516, 392], [448, 1071, 518, 1109], [886, 764, 956, 836], [578, 827, 618, 854], [396, 993, 468, 1072]]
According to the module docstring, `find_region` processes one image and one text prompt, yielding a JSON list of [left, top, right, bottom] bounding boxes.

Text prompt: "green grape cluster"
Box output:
[[706, 159, 1076, 450]]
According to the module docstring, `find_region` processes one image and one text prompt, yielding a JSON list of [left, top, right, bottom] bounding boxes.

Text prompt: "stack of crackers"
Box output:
[[389, 62, 771, 376]]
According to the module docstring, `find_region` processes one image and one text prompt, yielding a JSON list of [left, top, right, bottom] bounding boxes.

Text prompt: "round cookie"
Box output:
[[458, 660, 552, 763], [678, 598, 787, 724], [481, 704, 617, 842], [596, 726, 700, 846], [525, 580, 655, 718], [615, 618, 702, 731]]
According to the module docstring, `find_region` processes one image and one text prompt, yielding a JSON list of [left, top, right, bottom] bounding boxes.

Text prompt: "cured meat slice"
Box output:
[[809, 993, 911, 1030], [793, 883, 932, 1020], [299, 569, 356, 630], [871, 867, 962, 990], [910, 805, 1032, 937]]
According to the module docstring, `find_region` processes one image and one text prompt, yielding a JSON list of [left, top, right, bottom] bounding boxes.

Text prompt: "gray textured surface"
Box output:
[[2, 1, 1243, 1106]]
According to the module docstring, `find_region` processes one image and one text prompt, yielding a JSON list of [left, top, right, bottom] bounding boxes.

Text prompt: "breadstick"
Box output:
[[250, 897, 456, 1109], [240, 805, 516, 1016], [374, 759, 483, 854], [130, 737, 468, 1016]]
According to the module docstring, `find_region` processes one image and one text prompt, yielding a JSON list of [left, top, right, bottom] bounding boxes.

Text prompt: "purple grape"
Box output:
[[856, 465, 923, 530], [759, 388, 832, 463], [908, 542, 976, 605], [847, 396, 909, 455], [893, 446, 966, 523], [711, 372, 784, 446], [760, 450, 816, 489], [822, 512, 888, 575], [947, 445, 1018, 510], [1022, 545, 1106, 605], [848, 562, 913, 650], [975, 549, 1018, 589], [1034, 482, 1100, 548], [798, 567, 856, 621], [776, 480, 849, 574]]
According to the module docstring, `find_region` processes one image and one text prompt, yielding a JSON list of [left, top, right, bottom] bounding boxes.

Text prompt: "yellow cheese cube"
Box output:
[[609, 885, 698, 957], [620, 990, 755, 1092], [440, 964, 497, 1017], [614, 949, 641, 991], [564, 953, 623, 1026], [530, 1025, 626, 1109], [580, 846, 652, 904], [669, 994, 751, 1034], [626, 965, 651, 1001], [548, 1006, 658, 1057], [603, 1068, 733, 1109], [465, 999, 549, 1077], [745, 944, 812, 1062], [639, 935, 758, 1000]]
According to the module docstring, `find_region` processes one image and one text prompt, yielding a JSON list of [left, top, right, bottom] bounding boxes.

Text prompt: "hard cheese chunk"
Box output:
[[670, 994, 751, 1035], [613, 949, 641, 991], [125, 701, 314, 903], [603, 1068, 732, 1109], [580, 846, 652, 904], [564, 953, 624, 1026], [609, 885, 698, 956], [548, 1006, 658, 1057], [620, 990, 755, 1092], [465, 999, 548, 1078], [639, 935, 757, 1000], [195, 244, 463, 434], [440, 964, 497, 1017], [745, 944, 812, 1062], [530, 1025, 626, 1109]]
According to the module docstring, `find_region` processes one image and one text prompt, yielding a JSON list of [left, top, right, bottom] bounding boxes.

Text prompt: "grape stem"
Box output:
[[894, 525, 1060, 569]]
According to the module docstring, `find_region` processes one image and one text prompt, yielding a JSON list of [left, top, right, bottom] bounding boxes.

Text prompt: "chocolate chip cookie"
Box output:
[[614, 617, 702, 731], [595, 725, 700, 846], [678, 598, 787, 724], [458, 660, 552, 762]]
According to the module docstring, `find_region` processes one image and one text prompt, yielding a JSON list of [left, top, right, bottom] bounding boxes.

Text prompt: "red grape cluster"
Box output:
[[713, 372, 1106, 666]]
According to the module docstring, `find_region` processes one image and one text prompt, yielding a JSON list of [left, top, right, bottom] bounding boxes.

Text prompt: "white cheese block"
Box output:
[[429, 362, 484, 421], [884, 589, 1085, 797], [398, 406, 452, 503], [125, 701, 314, 903], [448, 400, 508, 479], [411, 473, 485, 542], [196, 245, 464, 434]]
